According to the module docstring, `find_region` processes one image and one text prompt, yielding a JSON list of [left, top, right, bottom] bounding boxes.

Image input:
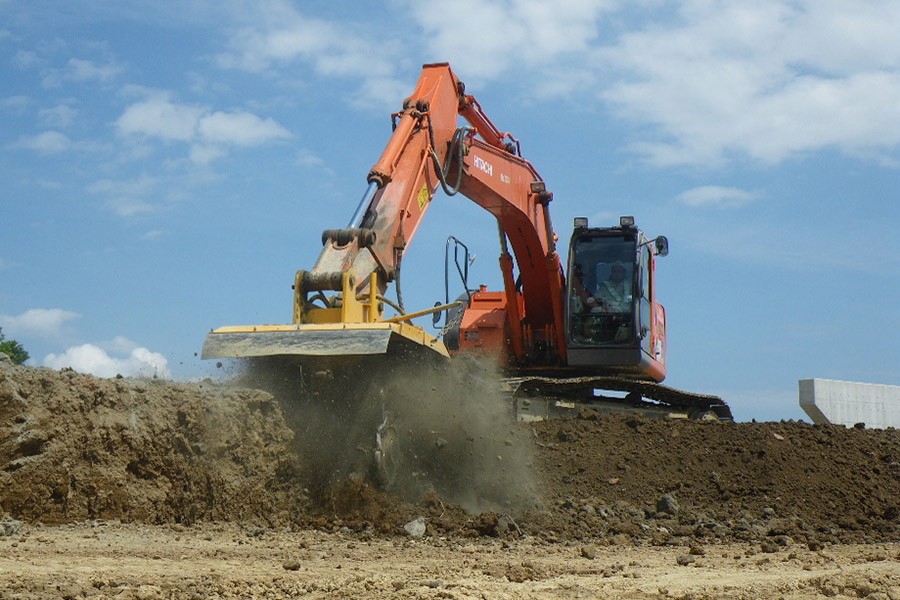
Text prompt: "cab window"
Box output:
[[568, 235, 636, 345]]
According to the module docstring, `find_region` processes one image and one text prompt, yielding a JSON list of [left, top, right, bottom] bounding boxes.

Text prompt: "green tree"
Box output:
[[0, 327, 29, 365]]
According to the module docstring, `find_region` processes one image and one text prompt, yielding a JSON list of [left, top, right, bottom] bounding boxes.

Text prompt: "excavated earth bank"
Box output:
[[2, 356, 900, 547]]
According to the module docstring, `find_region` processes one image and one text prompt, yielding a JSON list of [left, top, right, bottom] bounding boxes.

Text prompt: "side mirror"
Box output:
[[655, 236, 669, 257], [432, 301, 442, 327]]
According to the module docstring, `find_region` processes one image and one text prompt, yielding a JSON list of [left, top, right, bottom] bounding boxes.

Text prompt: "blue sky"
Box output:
[[2, 0, 898, 421]]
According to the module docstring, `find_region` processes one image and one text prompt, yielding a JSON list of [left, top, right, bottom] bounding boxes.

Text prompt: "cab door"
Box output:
[[638, 244, 653, 357], [638, 243, 666, 379]]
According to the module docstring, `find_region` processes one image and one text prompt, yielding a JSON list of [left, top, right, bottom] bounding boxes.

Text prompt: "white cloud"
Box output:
[[87, 175, 159, 216], [102, 336, 144, 355], [88, 175, 157, 196], [295, 148, 325, 168], [676, 186, 757, 209], [0, 308, 80, 339], [188, 144, 226, 165], [1, 95, 30, 112], [12, 49, 45, 70], [44, 342, 170, 379], [212, 1, 900, 166], [197, 111, 291, 146], [407, 0, 615, 80], [216, 0, 405, 107], [65, 57, 123, 82], [41, 57, 125, 88], [598, 1, 900, 165], [9, 131, 72, 154], [115, 93, 205, 142], [105, 197, 157, 216], [115, 92, 291, 163], [219, 1, 386, 74], [38, 104, 78, 128], [214, 0, 613, 108]]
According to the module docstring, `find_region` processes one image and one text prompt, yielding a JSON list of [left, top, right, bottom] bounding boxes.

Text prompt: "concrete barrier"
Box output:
[[799, 378, 900, 429]]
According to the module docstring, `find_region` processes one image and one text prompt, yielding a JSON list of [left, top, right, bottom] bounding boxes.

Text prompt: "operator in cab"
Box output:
[[597, 261, 632, 313]]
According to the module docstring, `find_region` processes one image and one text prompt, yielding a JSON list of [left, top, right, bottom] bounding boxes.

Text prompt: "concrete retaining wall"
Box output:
[[799, 378, 900, 429]]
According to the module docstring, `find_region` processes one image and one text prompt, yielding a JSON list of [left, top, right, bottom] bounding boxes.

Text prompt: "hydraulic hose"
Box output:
[[428, 124, 471, 196]]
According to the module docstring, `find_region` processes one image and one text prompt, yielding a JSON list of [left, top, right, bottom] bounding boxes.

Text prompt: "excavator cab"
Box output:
[[565, 216, 668, 382]]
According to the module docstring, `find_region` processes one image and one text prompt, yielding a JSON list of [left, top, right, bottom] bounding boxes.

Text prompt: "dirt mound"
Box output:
[[529, 410, 900, 544], [3, 359, 899, 544], [0, 360, 307, 526]]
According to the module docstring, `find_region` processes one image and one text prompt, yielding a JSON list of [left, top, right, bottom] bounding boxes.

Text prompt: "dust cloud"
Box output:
[[372, 356, 539, 514], [233, 355, 539, 514], [232, 356, 384, 495]]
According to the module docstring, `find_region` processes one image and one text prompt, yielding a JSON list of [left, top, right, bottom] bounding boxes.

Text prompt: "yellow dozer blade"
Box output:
[[203, 270, 460, 364], [201, 322, 450, 361]]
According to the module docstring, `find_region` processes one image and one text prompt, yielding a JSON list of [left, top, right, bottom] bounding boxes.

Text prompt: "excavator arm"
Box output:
[[310, 63, 561, 306], [202, 62, 566, 365], [309, 64, 464, 302]]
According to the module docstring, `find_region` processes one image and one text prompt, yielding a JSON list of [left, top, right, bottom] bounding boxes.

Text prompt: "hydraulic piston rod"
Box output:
[[347, 181, 379, 229]]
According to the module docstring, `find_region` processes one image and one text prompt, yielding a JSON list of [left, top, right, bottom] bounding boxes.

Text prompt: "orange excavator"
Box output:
[[202, 62, 730, 421]]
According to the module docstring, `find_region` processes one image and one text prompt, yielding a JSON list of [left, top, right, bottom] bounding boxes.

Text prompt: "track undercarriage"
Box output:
[[507, 375, 733, 421]]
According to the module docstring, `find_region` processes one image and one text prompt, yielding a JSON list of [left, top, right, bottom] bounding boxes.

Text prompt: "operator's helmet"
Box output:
[[597, 260, 629, 283]]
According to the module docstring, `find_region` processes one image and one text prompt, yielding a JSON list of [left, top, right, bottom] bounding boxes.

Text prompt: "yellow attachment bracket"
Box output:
[[293, 270, 382, 325], [368, 272, 379, 323], [340, 271, 363, 323], [292, 271, 303, 324]]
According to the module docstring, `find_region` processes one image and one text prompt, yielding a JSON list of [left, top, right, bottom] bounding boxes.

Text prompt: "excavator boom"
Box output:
[[203, 62, 563, 365]]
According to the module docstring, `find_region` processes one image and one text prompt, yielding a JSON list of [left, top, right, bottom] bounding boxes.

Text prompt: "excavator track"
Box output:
[[506, 375, 732, 421]]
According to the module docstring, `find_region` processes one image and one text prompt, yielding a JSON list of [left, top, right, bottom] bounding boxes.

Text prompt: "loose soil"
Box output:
[[2, 355, 900, 598], [2, 523, 899, 600]]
